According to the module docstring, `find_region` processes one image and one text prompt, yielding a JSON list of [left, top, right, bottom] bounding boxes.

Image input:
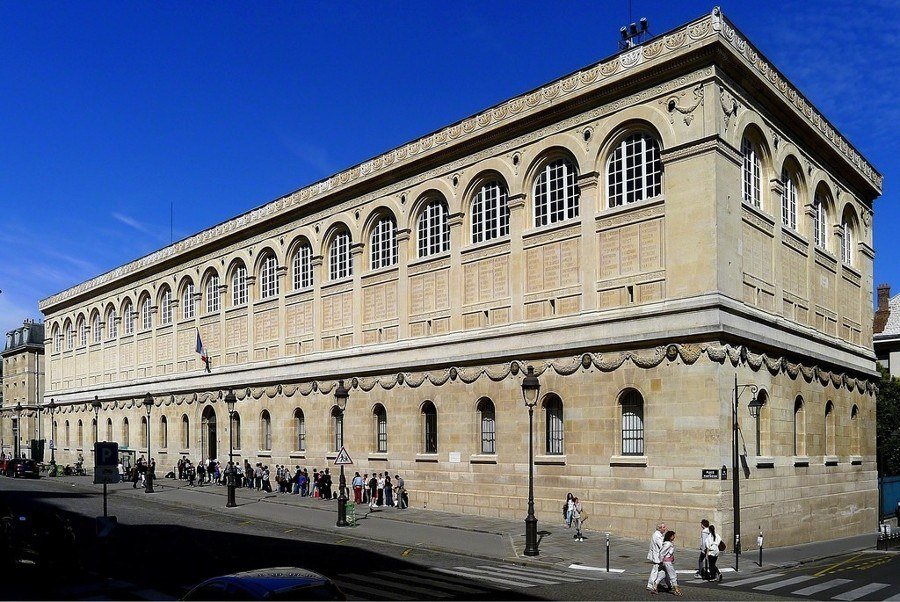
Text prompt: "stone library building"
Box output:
[[38, 8, 882, 547]]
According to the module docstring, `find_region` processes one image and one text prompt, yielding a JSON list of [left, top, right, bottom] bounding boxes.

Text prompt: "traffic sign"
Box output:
[[94, 442, 119, 485], [334, 446, 353, 465]]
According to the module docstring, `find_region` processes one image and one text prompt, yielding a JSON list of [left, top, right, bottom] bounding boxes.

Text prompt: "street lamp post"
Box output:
[[91, 396, 101, 447], [521, 365, 541, 557], [46, 400, 57, 465], [14, 403, 23, 459], [143, 393, 154, 493], [334, 380, 350, 528], [733, 374, 762, 573], [224, 389, 237, 508]]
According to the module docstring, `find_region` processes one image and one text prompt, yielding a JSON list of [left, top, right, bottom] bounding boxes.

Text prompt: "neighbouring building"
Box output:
[[39, 8, 882, 547], [875, 284, 900, 378], [1, 319, 45, 459]]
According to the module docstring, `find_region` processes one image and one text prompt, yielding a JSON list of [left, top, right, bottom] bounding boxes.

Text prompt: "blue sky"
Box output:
[[1, 1, 897, 335]]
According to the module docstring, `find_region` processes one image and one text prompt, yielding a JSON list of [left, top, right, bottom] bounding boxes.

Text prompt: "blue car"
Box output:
[[183, 567, 345, 601]]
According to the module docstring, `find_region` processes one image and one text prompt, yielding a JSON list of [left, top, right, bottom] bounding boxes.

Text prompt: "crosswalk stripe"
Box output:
[[374, 571, 485, 595], [337, 573, 451, 599], [792, 579, 853, 596], [332, 577, 417, 600], [722, 573, 785, 587], [480, 565, 584, 583], [831, 582, 890, 601], [494, 563, 605, 581], [452, 566, 555, 586], [754, 575, 817, 591], [403, 568, 503, 591], [433, 567, 537, 588], [881, 593, 900, 601]]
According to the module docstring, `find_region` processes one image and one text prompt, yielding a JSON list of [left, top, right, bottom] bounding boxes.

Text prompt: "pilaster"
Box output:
[[396, 229, 411, 339], [311, 255, 324, 351], [577, 172, 599, 310], [448, 212, 465, 332], [507, 193, 526, 323], [351, 243, 364, 347]]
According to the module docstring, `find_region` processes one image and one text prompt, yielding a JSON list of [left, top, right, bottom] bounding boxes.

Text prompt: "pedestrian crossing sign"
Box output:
[[334, 446, 353, 465]]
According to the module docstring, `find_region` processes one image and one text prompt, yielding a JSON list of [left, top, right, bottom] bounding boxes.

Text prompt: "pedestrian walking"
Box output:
[[571, 497, 586, 541], [394, 475, 406, 509], [262, 465, 272, 492], [695, 519, 710, 579], [197, 462, 206, 486], [706, 524, 723, 582], [368, 473, 378, 507], [254, 463, 263, 490], [187, 463, 196, 486], [352, 472, 363, 503], [563, 492, 575, 528], [362, 473, 369, 504], [376, 473, 385, 506], [647, 522, 667, 592], [322, 468, 332, 499], [652, 530, 682, 595], [384, 474, 393, 507]]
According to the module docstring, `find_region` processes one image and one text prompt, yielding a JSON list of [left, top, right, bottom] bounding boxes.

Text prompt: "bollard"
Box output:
[[606, 532, 610, 573], [757, 528, 763, 567]]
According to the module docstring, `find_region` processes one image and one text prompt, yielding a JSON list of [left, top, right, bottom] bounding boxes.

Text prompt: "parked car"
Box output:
[[0, 506, 77, 572], [4, 459, 40, 478], [183, 568, 345, 601]]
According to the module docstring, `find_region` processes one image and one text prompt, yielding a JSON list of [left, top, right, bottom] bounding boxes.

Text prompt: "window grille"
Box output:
[[261, 411, 272, 450], [160, 289, 172, 325], [232, 265, 248, 306], [423, 402, 438, 453], [841, 219, 853, 265], [471, 181, 509, 244], [54, 328, 61, 352], [370, 217, 398, 270], [206, 275, 220, 313], [329, 231, 352, 280], [66, 325, 74, 350], [480, 400, 496, 454], [232, 413, 241, 449], [123, 303, 133, 335], [108, 309, 118, 339], [183, 284, 195, 320], [333, 407, 344, 451], [182, 415, 190, 449], [375, 406, 388, 453], [418, 201, 450, 257], [161, 416, 168, 448], [814, 196, 828, 250], [92, 313, 101, 343], [545, 397, 564, 455], [294, 410, 305, 451], [607, 133, 662, 208], [260, 254, 279, 299], [621, 391, 644, 456], [741, 137, 762, 208], [782, 169, 797, 230], [534, 159, 579, 226], [79, 319, 86, 347], [141, 300, 152, 330], [293, 244, 313, 289]]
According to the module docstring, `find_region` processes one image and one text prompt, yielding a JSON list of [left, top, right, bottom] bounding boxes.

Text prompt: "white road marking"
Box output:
[[482, 565, 583, 583], [332, 576, 416, 600], [791, 579, 853, 596], [456, 566, 559, 586], [404, 568, 503, 591], [754, 575, 817, 591], [338, 573, 450, 599], [374, 571, 484, 595], [568, 563, 625, 573], [433, 567, 539, 588], [831, 582, 890, 601], [722, 572, 785, 587]]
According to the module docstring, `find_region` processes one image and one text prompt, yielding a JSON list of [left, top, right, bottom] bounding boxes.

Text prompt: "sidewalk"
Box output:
[[47, 474, 878, 576]]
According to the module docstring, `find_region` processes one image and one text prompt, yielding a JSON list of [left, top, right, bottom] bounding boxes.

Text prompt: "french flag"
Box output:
[[196, 329, 211, 373]]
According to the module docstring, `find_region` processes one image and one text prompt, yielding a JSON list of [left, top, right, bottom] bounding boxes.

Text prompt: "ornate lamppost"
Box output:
[[14, 403, 23, 459], [732, 374, 763, 572], [91, 396, 101, 447], [143, 393, 154, 493], [334, 380, 350, 527], [46, 399, 57, 465], [522, 365, 541, 556], [225, 388, 238, 508]]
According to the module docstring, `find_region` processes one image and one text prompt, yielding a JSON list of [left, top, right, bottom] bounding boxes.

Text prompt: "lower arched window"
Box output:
[[161, 416, 168, 449], [374, 404, 388, 453], [478, 398, 496, 454], [106, 418, 113, 441], [793, 397, 806, 455], [140, 416, 148, 448], [90, 419, 96, 444], [331, 406, 344, 452], [65, 420, 71, 447], [422, 401, 438, 454], [825, 401, 835, 456], [294, 409, 304, 451], [260, 410, 272, 451], [78, 420, 83, 448], [231, 412, 241, 449], [122, 418, 130, 448], [755, 390, 769, 456], [620, 390, 644, 456], [182, 415, 190, 449], [850, 405, 860, 456], [544, 395, 564, 455]]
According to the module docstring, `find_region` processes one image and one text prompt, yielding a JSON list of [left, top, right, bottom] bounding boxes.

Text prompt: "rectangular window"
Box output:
[[183, 285, 195, 320], [481, 413, 496, 454], [334, 414, 343, 452], [546, 404, 564, 455], [424, 413, 437, 454], [377, 413, 387, 453], [621, 401, 644, 456]]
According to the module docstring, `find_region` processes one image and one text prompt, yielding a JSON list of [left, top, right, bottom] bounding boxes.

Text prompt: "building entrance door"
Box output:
[[201, 406, 217, 462]]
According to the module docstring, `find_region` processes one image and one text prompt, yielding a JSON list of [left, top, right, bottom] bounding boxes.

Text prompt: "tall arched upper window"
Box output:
[[544, 395, 564, 455], [53, 325, 61, 352], [825, 401, 836, 456], [160, 288, 172, 325], [620, 390, 644, 456], [232, 264, 248, 306], [782, 168, 797, 231], [160, 415, 168, 449], [841, 215, 854, 266], [206, 274, 220, 314], [329, 230, 352, 280], [422, 401, 438, 454], [260, 253, 279, 299], [418, 200, 450, 258], [231, 412, 241, 449], [107, 308, 118, 339], [793, 397, 806, 456], [293, 409, 305, 451], [814, 194, 828, 251], [260, 410, 272, 450], [374, 404, 388, 453], [140, 298, 152, 330], [122, 301, 134, 335], [292, 244, 313, 290], [122, 417, 130, 447], [78, 316, 87, 347], [471, 180, 509, 244], [66, 321, 74, 350], [182, 415, 190, 449], [91, 312, 101, 343], [331, 406, 344, 452], [182, 283, 195, 320], [370, 216, 398, 270], [534, 158, 579, 226], [607, 133, 662, 208], [741, 137, 762, 208], [478, 398, 496, 455]]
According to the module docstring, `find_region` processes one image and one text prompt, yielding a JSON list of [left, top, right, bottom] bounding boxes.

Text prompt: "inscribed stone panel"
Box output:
[[410, 322, 426, 338], [620, 224, 640, 274], [137, 339, 152, 365], [255, 309, 279, 343], [639, 221, 663, 272], [782, 244, 808, 299], [525, 301, 544, 320], [543, 243, 561, 290], [435, 270, 449, 310], [363, 330, 378, 345], [560, 239, 580, 286], [200, 323, 220, 353], [464, 313, 480, 330], [493, 256, 509, 298], [177, 329, 194, 359], [815, 264, 835, 313], [492, 307, 509, 325], [120, 341, 134, 367], [526, 248, 543, 293], [742, 221, 773, 284], [104, 347, 115, 372], [464, 264, 478, 305], [599, 231, 620, 279], [156, 333, 172, 361], [478, 260, 492, 302], [410, 275, 425, 314], [383, 326, 398, 342], [558, 295, 581, 315], [286, 301, 313, 339], [599, 288, 623, 308], [90, 352, 101, 374], [840, 276, 861, 324], [342, 292, 352, 326], [638, 282, 663, 304], [225, 316, 247, 349], [432, 317, 450, 334]]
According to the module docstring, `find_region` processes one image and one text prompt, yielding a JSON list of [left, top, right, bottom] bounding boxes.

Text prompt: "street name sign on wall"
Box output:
[[94, 442, 119, 485], [701, 469, 720, 480], [334, 446, 353, 465]]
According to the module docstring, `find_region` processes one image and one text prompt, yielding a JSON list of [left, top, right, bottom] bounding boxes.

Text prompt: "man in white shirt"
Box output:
[[647, 522, 667, 591], [696, 519, 711, 578]]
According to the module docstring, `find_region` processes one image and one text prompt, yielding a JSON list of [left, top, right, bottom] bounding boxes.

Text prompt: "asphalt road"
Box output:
[[0, 476, 845, 601]]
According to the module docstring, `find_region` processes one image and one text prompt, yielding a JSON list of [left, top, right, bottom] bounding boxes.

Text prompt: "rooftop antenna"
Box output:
[[619, 16, 650, 50]]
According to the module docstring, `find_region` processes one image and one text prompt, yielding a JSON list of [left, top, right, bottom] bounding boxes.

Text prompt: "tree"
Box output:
[[877, 365, 900, 477]]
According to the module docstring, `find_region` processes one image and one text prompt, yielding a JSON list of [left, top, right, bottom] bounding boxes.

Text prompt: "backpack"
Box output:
[[562, 503, 568, 519]]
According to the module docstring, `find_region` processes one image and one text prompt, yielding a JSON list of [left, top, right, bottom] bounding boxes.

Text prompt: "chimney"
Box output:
[[874, 283, 892, 334]]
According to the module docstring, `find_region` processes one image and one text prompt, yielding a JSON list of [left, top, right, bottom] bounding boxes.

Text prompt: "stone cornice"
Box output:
[[39, 7, 880, 312]]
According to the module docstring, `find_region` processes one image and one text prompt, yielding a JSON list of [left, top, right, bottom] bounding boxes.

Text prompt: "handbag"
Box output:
[[718, 540, 727, 552]]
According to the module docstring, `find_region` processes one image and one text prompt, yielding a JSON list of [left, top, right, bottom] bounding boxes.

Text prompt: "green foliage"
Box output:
[[877, 365, 900, 476]]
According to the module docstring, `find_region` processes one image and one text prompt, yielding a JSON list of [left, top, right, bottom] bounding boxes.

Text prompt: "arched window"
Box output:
[[106, 418, 113, 441], [122, 417, 130, 448], [471, 180, 509, 244], [329, 230, 352, 280], [841, 216, 854, 266], [206, 274, 220, 314], [92, 312, 101, 343], [78, 420, 83, 448], [182, 283, 195, 320], [53, 325, 61, 353], [293, 409, 305, 451], [66, 321, 74, 350], [825, 401, 835, 456], [850, 405, 860, 456], [534, 158, 579, 226], [181, 415, 190, 449], [107, 308, 118, 339], [814, 194, 828, 251], [231, 412, 241, 449], [232, 264, 248, 306], [292, 244, 313, 290], [122, 301, 134, 335], [331, 406, 344, 452], [160, 288, 172, 325], [140, 298, 152, 331], [140, 416, 148, 448], [782, 168, 797, 231], [477, 398, 496, 455], [418, 200, 450, 257], [620, 390, 644, 456], [422, 401, 438, 453], [78, 316, 87, 347], [741, 137, 762, 208], [370, 216, 398, 270], [373, 404, 388, 453], [544, 395, 564, 455], [260, 253, 279, 299], [607, 133, 662, 208], [91, 419, 97, 444], [793, 397, 806, 456], [65, 420, 70, 447], [755, 390, 769, 456], [260, 410, 272, 450], [160, 415, 168, 449]]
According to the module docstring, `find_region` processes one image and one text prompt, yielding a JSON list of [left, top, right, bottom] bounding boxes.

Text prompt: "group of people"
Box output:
[[118, 455, 156, 487], [646, 519, 724, 595], [562, 493, 587, 541], [175, 458, 222, 487], [351, 472, 407, 509]]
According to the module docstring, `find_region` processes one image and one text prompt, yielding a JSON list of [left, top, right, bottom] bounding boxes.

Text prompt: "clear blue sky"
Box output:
[[1, 1, 897, 335]]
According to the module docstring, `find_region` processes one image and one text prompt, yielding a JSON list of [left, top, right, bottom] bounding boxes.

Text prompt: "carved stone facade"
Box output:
[[1, 320, 45, 459], [39, 9, 881, 546]]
